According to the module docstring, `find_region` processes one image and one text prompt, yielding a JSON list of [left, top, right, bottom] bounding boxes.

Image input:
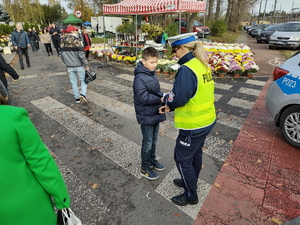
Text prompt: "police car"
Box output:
[[265, 51, 300, 149]]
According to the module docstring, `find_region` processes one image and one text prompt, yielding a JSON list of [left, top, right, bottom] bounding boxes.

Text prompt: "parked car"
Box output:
[[269, 21, 300, 49], [174, 18, 210, 37], [256, 23, 282, 43], [250, 24, 270, 38], [265, 51, 300, 149], [244, 25, 253, 31], [247, 25, 258, 34]]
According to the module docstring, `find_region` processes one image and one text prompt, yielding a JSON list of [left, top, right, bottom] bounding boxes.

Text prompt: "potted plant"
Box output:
[[229, 63, 244, 77], [161, 63, 170, 74], [169, 63, 180, 75], [214, 64, 229, 77], [244, 63, 259, 77]]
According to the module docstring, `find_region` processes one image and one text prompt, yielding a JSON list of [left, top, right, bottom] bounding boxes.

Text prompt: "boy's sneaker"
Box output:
[[151, 160, 165, 171], [76, 99, 81, 104], [80, 94, 88, 103], [140, 168, 159, 180]]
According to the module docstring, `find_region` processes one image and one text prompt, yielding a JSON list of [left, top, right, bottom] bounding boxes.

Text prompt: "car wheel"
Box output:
[[279, 106, 300, 149], [257, 40, 261, 43], [269, 45, 273, 49]]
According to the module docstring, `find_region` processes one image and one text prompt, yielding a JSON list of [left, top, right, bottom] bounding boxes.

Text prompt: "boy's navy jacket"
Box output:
[[133, 61, 166, 125]]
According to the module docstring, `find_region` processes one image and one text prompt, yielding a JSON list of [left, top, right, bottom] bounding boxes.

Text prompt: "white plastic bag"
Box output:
[[62, 208, 82, 225]]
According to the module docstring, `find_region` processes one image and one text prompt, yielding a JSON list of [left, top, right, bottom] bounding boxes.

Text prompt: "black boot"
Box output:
[[48, 53, 50, 56]]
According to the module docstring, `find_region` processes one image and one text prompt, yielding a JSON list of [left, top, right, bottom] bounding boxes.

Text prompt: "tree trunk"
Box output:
[[214, 0, 222, 20], [207, 0, 215, 22], [226, 0, 258, 32], [187, 13, 198, 33]]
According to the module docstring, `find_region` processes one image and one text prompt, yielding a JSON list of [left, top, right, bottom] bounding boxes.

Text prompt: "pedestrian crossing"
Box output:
[[27, 72, 266, 222]]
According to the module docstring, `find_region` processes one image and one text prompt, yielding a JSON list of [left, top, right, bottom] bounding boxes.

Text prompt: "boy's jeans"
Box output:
[[140, 124, 159, 170], [67, 67, 87, 99]]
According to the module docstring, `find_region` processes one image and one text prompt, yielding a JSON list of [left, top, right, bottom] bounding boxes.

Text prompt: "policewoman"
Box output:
[[159, 33, 216, 206]]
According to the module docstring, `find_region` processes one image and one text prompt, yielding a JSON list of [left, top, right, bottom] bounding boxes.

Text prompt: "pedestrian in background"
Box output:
[[27, 28, 37, 53], [32, 27, 40, 51], [40, 28, 53, 56], [50, 23, 61, 56], [11, 23, 31, 70], [0, 53, 19, 104], [60, 26, 89, 104], [82, 27, 92, 60], [0, 96, 71, 225], [159, 33, 216, 206], [133, 47, 166, 180]]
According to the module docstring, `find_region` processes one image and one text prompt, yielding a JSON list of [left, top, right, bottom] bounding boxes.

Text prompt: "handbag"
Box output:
[[57, 208, 82, 225], [84, 70, 96, 84]]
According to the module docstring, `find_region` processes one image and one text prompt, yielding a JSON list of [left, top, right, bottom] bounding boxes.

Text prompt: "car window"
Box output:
[[181, 20, 187, 27], [278, 23, 300, 32], [264, 24, 281, 31], [194, 20, 202, 26]]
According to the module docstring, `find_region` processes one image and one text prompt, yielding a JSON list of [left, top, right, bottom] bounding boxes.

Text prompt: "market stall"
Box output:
[[101, 0, 207, 55]]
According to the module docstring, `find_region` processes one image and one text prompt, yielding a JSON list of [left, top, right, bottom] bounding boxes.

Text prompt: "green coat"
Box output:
[[0, 105, 70, 225]]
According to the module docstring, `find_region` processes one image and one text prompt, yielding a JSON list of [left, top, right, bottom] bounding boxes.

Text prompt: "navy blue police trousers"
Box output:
[[174, 121, 216, 200]]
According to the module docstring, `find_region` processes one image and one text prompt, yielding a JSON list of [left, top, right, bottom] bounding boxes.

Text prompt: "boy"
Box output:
[[133, 47, 166, 180]]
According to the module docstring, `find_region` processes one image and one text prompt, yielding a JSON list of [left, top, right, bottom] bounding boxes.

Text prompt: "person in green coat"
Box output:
[[0, 96, 71, 225]]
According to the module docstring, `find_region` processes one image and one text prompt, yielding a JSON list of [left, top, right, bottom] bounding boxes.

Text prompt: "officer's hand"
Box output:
[[159, 106, 170, 114]]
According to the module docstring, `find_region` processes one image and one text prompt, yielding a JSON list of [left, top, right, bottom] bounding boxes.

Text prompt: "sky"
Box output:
[[253, 0, 300, 15]]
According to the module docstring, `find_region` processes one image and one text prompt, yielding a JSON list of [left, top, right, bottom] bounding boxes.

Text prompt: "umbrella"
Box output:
[[82, 21, 91, 26]]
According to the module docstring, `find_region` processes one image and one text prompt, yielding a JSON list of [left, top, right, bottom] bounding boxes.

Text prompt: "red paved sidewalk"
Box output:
[[194, 77, 300, 225]]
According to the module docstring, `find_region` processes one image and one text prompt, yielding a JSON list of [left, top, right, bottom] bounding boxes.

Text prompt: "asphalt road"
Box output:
[[7, 37, 276, 225]]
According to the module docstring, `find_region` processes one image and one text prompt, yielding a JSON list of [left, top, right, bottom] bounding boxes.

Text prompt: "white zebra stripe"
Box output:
[[245, 79, 266, 86], [227, 97, 254, 110]]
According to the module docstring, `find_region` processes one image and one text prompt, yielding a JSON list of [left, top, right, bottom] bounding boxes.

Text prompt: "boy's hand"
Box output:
[[159, 106, 170, 114]]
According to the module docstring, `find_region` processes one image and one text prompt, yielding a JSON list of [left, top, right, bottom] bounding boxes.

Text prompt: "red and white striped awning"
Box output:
[[103, 0, 206, 15]]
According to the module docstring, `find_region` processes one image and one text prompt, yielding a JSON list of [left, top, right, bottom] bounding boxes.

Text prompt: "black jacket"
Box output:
[[0, 54, 19, 89], [50, 27, 61, 39], [27, 31, 36, 40], [133, 61, 166, 125]]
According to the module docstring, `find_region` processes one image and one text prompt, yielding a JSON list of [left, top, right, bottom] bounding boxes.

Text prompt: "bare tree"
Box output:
[[214, 0, 222, 20], [226, 0, 258, 32], [206, 0, 215, 22]]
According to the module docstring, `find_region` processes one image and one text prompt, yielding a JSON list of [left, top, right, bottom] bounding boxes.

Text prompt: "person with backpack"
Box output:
[[11, 23, 31, 70]]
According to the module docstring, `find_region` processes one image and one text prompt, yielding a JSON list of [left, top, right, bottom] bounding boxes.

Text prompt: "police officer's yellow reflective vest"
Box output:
[[174, 58, 216, 130]]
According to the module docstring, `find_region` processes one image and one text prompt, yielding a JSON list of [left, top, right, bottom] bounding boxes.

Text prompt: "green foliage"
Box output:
[[0, 4, 10, 23], [206, 31, 240, 43], [141, 23, 163, 39], [40, 23, 48, 29], [116, 21, 136, 34], [210, 19, 227, 36], [0, 24, 14, 35], [41, 4, 62, 24], [165, 22, 179, 37], [23, 22, 39, 32]]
